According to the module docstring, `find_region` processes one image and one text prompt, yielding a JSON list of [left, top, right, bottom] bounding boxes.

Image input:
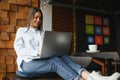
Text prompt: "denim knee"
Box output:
[[48, 56, 79, 80], [49, 56, 61, 61]]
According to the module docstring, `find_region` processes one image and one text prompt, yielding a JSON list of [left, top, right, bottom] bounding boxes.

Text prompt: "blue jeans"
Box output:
[[21, 55, 86, 80]]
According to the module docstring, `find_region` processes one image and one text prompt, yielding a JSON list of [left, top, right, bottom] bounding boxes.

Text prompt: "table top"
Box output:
[[73, 51, 120, 59]]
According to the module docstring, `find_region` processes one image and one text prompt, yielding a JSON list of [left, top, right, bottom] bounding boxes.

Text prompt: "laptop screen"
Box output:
[[40, 31, 72, 58]]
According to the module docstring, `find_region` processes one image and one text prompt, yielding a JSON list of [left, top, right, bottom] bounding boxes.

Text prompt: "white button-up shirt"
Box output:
[[14, 27, 44, 71]]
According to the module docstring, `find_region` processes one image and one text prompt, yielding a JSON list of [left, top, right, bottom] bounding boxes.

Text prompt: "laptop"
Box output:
[[40, 31, 72, 58]]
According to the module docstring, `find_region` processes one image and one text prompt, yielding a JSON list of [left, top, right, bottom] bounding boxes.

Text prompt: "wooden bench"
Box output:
[[1, 73, 63, 80]]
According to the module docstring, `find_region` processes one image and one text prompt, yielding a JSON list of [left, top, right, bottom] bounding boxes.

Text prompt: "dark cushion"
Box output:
[[16, 71, 59, 78]]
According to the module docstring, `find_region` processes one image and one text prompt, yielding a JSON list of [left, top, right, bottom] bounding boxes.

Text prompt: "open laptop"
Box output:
[[40, 31, 72, 58]]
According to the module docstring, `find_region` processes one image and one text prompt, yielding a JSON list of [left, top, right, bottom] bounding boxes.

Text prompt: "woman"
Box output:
[[14, 7, 120, 80]]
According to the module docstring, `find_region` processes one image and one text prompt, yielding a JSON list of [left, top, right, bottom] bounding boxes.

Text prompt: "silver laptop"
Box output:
[[40, 31, 72, 58]]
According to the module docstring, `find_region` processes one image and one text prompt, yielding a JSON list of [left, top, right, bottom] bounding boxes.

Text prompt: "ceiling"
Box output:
[[50, 0, 120, 15], [76, 0, 120, 14]]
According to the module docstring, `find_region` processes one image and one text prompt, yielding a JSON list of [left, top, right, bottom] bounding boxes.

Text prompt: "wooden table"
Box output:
[[73, 52, 120, 75], [75, 52, 120, 59]]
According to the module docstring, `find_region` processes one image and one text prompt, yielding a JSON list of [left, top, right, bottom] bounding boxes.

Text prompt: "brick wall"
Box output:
[[0, 0, 40, 77]]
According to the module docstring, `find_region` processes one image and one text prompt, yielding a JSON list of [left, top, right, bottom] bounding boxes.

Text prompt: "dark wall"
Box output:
[[52, 2, 120, 53], [76, 9, 117, 52], [52, 6, 73, 32], [52, 6, 74, 53], [116, 14, 120, 51]]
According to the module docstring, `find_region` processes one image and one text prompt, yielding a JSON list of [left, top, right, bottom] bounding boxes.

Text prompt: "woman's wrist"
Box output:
[[37, 51, 41, 56]]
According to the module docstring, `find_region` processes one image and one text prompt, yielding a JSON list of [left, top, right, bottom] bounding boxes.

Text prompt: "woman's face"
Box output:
[[30, 12, 42, 28]]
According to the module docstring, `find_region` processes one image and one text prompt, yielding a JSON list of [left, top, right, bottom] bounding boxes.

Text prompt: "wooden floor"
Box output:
[[0, 73, 63, 80]]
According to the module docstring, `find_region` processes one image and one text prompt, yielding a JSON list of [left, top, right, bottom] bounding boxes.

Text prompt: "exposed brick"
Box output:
[[0, 11, 8, 17], [8, 0, 16, 4], [7, 49, 16, 56], [15, 26, 20, 32], [10, 33, 15, 40], [17, 6, 30, 13], [0, 40, 6, 48], [0, 17, 9, 25], [16, 19, 26, 26], [0, 1, 40, 73], [6, 64, 15, 72], [5, 40, 14, 48], [15, 63, 18, 71], [0, 25, 7, 32], [0, 32, 9, 40], [9, 12, 17, 25], [0, 33, 1, 40], [16, 0, 32, 6], [10, 4, 17, 12], [0, 0, 8, 2], [0, 64, 6, 73], [25, 0, 32, 6], [0, 49, 8, 56], [32, 0, 39, 7], [0, 73, 5, 79], [6, 55, 14, 64], [14, 56, 17, 61], [0, 25, 15, 32], [0, 56, 5, 64], [7, 25, 15, 32], [16, 12, 28, 19], [0, 2, 10, 10]]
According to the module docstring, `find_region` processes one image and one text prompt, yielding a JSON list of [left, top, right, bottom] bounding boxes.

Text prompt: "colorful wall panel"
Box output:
[[85, 15, 94, 24], [85, 14, 110, 45]]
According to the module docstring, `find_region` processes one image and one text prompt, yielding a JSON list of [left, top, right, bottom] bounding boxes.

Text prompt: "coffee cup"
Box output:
[[88, 44, 97, 51]]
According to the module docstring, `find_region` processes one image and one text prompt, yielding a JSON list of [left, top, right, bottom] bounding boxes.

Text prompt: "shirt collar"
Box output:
[[29, 27, 37, 32]]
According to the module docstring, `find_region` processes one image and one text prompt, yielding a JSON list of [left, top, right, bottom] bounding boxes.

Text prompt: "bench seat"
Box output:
[[2, 72, 63, 80]]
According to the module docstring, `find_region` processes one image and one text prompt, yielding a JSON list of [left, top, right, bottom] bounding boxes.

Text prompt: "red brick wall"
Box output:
[[0, 0, 40, 75]]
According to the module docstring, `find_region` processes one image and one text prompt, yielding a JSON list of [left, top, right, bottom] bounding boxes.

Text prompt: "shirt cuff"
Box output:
[[37, 51, 41, 57], [30, 50, 38, 57]]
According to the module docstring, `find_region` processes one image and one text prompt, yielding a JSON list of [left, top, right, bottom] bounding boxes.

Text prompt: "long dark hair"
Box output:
[[25, 7, 43, 31]]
